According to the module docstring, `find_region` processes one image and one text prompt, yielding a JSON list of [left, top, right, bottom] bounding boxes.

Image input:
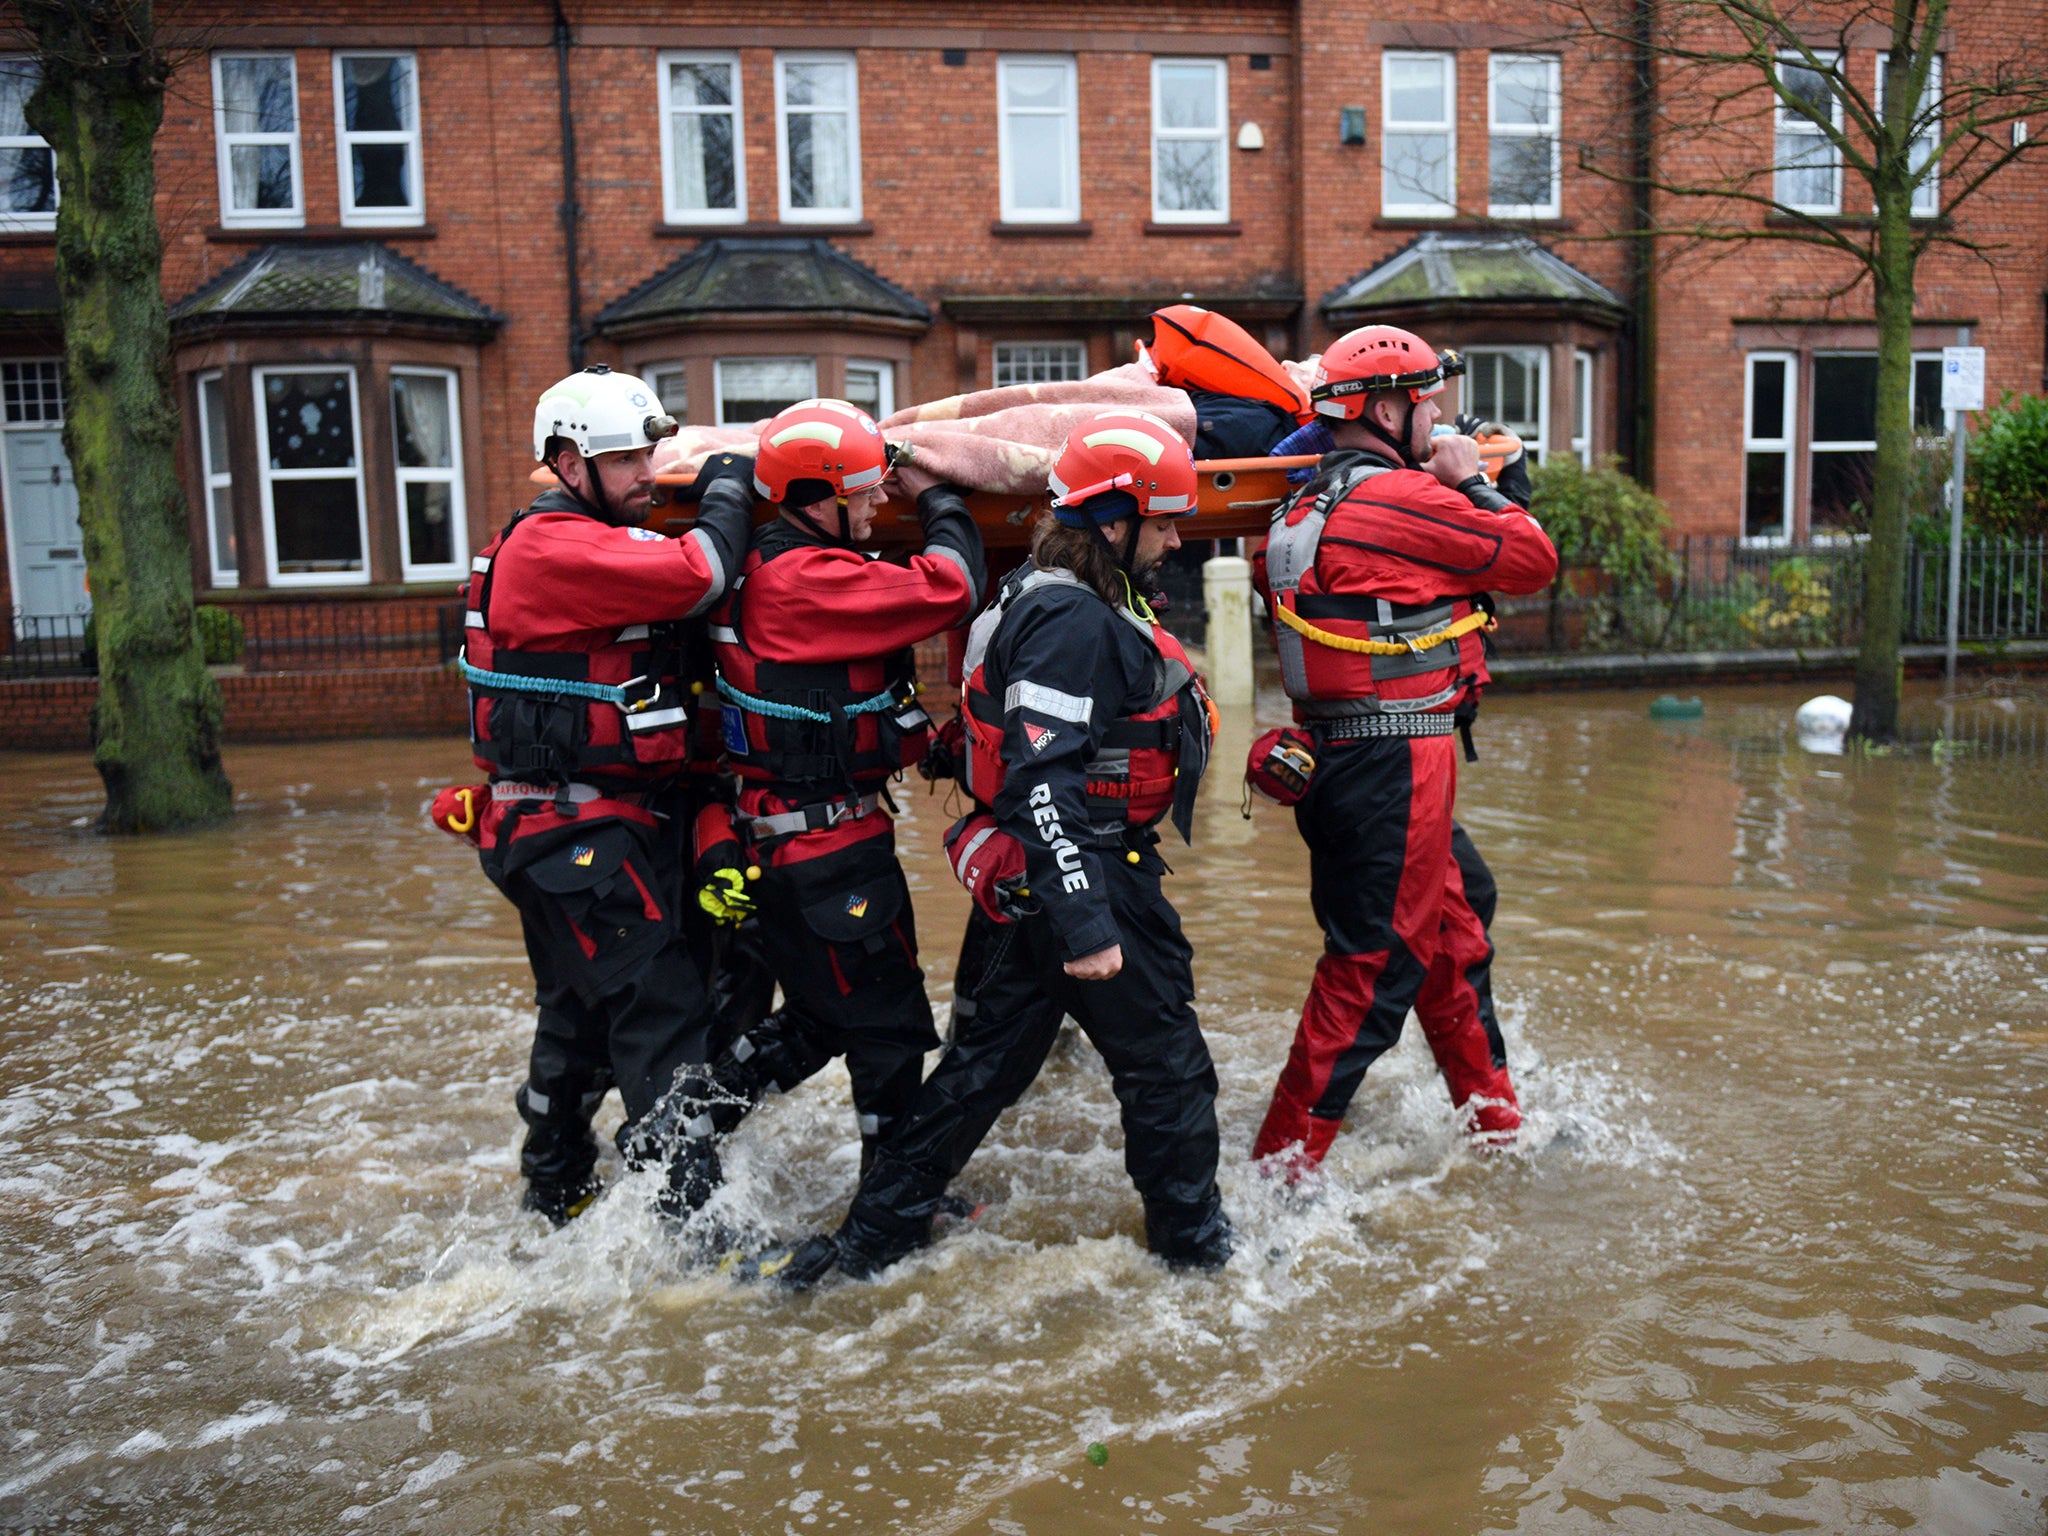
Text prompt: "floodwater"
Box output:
[[1, 682, 2045, 1536]]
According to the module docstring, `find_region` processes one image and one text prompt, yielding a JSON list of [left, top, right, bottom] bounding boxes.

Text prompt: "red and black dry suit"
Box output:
[[832, 563, 1231, 1272], [462, 470, 753, 1211], [669, 488, 984, 1194], [1250, 448, 1557, 1165]]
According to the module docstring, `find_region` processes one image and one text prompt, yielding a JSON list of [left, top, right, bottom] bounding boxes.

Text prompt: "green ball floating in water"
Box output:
[[1086, 1442, 1108, 1467], [1649, 694, 1704, 719]]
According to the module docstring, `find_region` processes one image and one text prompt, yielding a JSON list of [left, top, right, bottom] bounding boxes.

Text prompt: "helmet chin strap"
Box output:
[[1359, 399, 1425, 471], [793, 495, 859, 551], [1081, 512, 1142, 593]]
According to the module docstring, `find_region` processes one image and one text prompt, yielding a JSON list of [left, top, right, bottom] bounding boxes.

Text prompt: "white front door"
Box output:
[[5, 425, 86, 619]]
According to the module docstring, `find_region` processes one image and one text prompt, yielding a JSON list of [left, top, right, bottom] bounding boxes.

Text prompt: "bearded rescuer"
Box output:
[[764, 410, 1232, 1287], [661, 399, 984, 1214], [449, 366, 752, 1225], [1249, 326, 1557, 1173]]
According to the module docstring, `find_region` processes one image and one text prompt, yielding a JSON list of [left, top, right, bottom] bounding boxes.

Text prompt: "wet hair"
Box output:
[[1030, 511, 1126, 606]]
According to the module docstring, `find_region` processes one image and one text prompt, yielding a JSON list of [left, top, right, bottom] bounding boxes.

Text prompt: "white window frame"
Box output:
[[647, 363, 690, 420], [332, 52, 423, 228], [1150, 57, 1229, 224], [844, 358, 896, 420], [1772, 52, 1842, 215], [195, 370, 236, 588], [714, 356, 818, 426], [0, 56, 56, 233], [774, 52, 861, 224], [1381, 50, 1457, 218], [1877, 52, 1941, 218], [1805, 348, 1944, 540], [1742, 350, 1796, 544], [1464, 346, 1549, 460], [997, 54, 1081, 224], [1571, 349, 1594, 465], [658, 50, 746, 225], [391, 366, 467, 582], [992, 340, 1089, 387], [1487, 53, 1561, 220], [253, 364, 369, 588], [211, 53, 304, 230]]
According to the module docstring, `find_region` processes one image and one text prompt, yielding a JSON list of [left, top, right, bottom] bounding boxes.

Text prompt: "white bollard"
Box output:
[[1202, 554, 1255, 706]]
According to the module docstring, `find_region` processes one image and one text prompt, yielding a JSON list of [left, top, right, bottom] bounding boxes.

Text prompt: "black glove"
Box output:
[[688, 451, 755, 499]]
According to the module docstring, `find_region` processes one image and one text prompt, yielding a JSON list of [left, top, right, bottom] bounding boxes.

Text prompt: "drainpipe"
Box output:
[[1621, 0, 1657, 485], [553, 0, 586, 369]]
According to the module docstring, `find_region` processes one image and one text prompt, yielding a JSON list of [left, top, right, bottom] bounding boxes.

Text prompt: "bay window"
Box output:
[[256, 367, 366, 584], [391, 369, 466, 580]]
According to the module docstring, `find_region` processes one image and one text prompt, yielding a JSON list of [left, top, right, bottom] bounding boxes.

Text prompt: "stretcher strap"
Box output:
[[715, 676, 901, 726], [460, 650, 629, 706], [1273, 601, 1494, 656]]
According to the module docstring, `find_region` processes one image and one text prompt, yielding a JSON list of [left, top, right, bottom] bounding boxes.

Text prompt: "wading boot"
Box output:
[[521, 1176, 602, 1229]]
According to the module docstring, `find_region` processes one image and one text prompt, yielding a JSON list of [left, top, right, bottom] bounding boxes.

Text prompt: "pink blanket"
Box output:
[[650, 365, 1199, 497]]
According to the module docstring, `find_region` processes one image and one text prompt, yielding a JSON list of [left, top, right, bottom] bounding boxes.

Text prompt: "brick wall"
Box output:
[[0, 0, 2040, 591], [0, 666, 468, 753]]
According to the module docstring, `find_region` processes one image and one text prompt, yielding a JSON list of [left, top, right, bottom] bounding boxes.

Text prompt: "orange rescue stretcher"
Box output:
[[528, 436, 1514, 552]]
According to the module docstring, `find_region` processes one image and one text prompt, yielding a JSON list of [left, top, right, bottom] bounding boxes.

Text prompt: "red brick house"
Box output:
[[0, 0, 2039, 627]]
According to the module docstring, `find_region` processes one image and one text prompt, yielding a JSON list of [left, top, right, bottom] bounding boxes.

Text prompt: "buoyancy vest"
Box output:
[[1264, 463, 1495, 719], [462, 512, 698, 789], [708, 526, 932, 799], [1147, 304, 1311, 423], [960, 567, 1212, 836]]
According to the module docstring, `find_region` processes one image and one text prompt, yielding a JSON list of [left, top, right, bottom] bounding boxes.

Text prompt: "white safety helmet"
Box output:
[[532, 365, 679, 462]]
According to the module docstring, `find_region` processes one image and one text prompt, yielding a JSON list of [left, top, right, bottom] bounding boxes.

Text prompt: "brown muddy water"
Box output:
[[1, 683, 2045, 1536]]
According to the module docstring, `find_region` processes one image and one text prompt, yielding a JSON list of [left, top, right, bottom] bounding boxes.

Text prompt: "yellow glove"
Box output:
[[698, 865, 757, 926]]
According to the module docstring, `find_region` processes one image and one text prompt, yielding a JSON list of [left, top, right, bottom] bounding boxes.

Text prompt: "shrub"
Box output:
[[1528, 454, 1675, 647], [196, 604, 245, 665], [1965, 392, 2048, 538]]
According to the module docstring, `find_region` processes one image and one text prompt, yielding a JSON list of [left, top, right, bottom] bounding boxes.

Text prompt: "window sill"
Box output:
[[207, 223, 437, 242], [1764, 212, 1952, 231], [1145, 220, 1241, 237], [990, 220, 1093, 238], [654, 220, 873, 238], [1372, 215, 1576, 231], [0, 229, 56, 246], [200, 581, 463, 603]]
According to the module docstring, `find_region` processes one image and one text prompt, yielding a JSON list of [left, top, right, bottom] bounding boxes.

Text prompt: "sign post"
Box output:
[[1941, 345, 1985, 688]]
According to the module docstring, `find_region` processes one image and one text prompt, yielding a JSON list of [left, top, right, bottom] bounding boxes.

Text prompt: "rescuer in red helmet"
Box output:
[[656, 398, 985, 1219], [759, 409, 1233, 1287], [454, 365, 755, 1226], [1248, 324, 1559, 1173]]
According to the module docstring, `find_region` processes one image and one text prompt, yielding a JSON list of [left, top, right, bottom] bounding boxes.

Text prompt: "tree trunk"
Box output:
[[1851, 227, 1916, 743], [23, 1, 231, 830]]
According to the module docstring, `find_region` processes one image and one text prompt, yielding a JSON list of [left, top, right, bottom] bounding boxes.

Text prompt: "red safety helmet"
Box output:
[[751, 398, 890, 503], [1309, 325, 1465, 421], [1048, 409, 1198, 526]]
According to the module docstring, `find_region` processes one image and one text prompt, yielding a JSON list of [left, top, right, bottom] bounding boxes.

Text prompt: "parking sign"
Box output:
[[1942, 346, 1986, 412]]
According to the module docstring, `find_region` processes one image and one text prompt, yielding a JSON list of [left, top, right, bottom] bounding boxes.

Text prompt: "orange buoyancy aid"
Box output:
[[1263, 463, 1493, 721], [707, 535, 932, 799], [1146, 304, 1312, 424], [960, 568, 1212, 832], [462, 516, 698, 788]]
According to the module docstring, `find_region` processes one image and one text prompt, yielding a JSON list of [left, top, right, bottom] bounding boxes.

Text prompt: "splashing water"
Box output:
[[1, 681, 2043, 1533]]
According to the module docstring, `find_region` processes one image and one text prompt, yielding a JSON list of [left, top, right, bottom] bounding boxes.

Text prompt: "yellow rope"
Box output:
[[1272, 600, 1495, 656]]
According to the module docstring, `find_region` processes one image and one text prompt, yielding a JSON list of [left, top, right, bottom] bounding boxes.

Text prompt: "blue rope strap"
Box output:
[[461, 653, 630, 706], [716, 675, 899, 725]]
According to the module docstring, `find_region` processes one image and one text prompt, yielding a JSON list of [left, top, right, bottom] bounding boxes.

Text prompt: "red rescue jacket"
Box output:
[[1256, 453, 1557, 721], [709, 514, 978, 864], [463, 487, 726, 791]]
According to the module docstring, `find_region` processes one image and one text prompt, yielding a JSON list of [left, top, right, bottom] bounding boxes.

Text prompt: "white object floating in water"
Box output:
[[1795, 694, 1853, 755]]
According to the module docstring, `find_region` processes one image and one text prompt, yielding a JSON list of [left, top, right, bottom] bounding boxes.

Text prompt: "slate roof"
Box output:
[[168, 242, 504, 338], [592, 237, 930, 336], [1322, 232, 1626, 322]]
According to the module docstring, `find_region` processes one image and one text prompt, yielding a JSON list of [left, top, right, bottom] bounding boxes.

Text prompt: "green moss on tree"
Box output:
[[22, 0, 230, 831]]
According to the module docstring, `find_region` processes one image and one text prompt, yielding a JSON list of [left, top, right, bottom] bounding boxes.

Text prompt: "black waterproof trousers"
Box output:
[[494, 803, 723, 1201], [1449, 821, 1508, 1070], [837, 840, 1228, 1268], [673, 829, 940, 1188]]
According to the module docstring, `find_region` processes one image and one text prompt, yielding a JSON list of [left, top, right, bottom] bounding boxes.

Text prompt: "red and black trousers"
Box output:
[[1251, 731, 1520, 1166]]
